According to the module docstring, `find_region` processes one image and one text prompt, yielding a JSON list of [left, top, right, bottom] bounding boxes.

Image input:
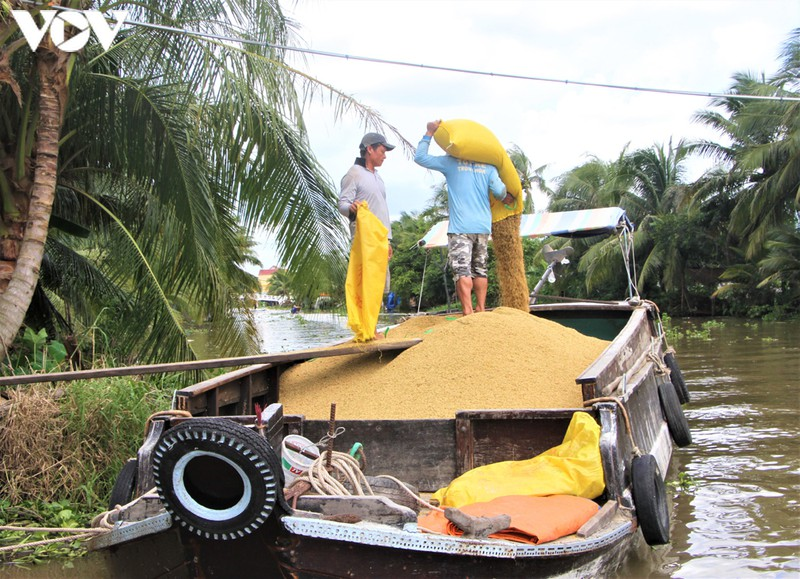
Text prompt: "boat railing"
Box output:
[[0, 339, 422, 417]]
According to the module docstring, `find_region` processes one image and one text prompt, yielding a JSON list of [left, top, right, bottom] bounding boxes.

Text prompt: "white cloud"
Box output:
[[251, 0, 797, 270]]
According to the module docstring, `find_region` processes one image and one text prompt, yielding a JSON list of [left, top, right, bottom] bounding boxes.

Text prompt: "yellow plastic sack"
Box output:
[[433, 119, 524, 222], [431, 412, 605, 508], [345, 203, 389, 342]]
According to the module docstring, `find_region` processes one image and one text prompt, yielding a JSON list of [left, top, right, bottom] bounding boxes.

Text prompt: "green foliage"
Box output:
[[59, 377, 174, 507], [662, 315, 726, 341], [2, 327, 67, 375], [660, 313, 681, 343], [389, 209, 454, 311], [0, 498, 90, 565], [667, 471, 697, 493], [2, 0, 370, 367]]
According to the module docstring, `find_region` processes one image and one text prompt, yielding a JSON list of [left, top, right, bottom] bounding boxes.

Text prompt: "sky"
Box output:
[[250, 0, 798, 271]]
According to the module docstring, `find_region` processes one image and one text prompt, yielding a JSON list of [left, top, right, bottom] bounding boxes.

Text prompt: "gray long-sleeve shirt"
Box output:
[[338, 162, 392, 240]]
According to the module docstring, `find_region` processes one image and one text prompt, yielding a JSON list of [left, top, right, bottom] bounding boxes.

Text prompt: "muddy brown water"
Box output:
[[2, 314, 798, 578]]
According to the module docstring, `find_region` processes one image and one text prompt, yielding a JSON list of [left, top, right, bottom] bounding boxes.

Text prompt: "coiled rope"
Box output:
[[289, 449, 443, 513]]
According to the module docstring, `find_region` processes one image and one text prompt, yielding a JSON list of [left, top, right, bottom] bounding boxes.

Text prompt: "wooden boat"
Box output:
[[82, 208, 692, 578]]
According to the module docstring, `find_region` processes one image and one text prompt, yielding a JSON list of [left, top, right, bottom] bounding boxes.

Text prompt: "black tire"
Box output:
[[153, 419, 283, 540], [108, 458, 138, 510], [657, 378, 692, 447], [664, 351, 690, 404], [631, 454, 670, 545]]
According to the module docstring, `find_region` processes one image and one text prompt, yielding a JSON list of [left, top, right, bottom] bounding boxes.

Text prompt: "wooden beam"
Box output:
[[0, 339, 422, 387], [577, 500, 618, 538]]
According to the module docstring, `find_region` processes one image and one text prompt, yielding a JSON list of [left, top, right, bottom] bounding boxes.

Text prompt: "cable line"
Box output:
[[16, 1, 800, 103]]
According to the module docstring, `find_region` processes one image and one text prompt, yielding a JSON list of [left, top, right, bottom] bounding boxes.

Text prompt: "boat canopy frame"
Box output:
[[414, 207, 639, 308]]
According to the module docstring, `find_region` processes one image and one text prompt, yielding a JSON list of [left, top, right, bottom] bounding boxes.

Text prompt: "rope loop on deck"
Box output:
[[303, 450, 372, 496], [583, 396, 643, 457], [287, 450, 443, 513], [649, 338, 670, 375], [143, 410, 192, 437]]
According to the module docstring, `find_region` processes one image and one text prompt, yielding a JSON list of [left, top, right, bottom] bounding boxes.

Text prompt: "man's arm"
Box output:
[[338, 171, 359, 219], [414, 120, 448, 171], [487, 165, 512, 204]]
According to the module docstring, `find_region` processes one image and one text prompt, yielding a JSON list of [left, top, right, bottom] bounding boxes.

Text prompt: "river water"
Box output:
[[3, 312, 798, 577], [624, 317, 800, 578]]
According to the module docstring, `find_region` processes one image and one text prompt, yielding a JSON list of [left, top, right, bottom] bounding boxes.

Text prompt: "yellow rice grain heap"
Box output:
[[279, 307, 609, 420]]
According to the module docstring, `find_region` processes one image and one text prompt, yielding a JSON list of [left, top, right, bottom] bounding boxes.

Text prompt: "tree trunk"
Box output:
[[491, 214, 530, 311], [0, 48, 67, 360]]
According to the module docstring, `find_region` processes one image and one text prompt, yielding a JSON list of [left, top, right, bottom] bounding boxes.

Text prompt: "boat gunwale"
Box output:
[[279, 512, 635, 559]]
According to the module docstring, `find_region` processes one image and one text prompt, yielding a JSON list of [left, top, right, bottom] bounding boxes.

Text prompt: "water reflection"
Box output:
[[253, 308, 353, 353], [661, 319, 800, 578], [252, 308, 404, 353]]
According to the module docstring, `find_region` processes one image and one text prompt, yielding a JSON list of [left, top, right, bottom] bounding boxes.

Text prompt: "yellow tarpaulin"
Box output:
[[431, 412, 605, 508], [345, 203, 388, 342]]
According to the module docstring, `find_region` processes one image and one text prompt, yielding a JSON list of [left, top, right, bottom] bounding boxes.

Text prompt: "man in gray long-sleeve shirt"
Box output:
[[338, 132, 395, 293]]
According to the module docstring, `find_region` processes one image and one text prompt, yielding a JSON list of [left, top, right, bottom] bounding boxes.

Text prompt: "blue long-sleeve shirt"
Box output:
[[414, 136, 506, 234]]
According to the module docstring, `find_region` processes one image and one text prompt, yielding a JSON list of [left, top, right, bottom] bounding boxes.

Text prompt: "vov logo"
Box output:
[[11, 10, 128, 52]]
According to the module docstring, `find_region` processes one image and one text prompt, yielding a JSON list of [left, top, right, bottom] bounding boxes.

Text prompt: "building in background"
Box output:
[[255, 266, 288, 307]]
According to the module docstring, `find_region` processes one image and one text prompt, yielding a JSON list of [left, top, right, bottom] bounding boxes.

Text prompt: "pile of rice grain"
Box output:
[[279, 307, 609, 420]]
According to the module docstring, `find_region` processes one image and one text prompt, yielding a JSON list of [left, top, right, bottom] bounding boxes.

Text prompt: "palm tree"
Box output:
[[507, 144, 550, 213], [0, 1, 403, 364], [693, 29, 800, 259], [552, 141, 714, 309], [545, 151, 635, 299], [624, 142, 690, 298], [550, 149, 633, 213], [758, 227, 800, 306], [267, 269, 293, 300]]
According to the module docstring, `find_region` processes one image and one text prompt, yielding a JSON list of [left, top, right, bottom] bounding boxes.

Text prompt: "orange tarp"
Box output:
[[417, 494, 599, 545]]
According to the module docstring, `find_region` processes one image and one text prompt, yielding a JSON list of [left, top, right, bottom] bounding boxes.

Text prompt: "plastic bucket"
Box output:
[[281, 435, 319, 486]]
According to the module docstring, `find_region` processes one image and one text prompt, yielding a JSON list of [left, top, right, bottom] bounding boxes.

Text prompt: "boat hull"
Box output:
[[93, 515, 637, 579], [88, 301, 685, 578]]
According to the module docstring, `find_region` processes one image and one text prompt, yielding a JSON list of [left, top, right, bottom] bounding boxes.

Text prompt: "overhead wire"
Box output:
[[15, 1, 800, 103]]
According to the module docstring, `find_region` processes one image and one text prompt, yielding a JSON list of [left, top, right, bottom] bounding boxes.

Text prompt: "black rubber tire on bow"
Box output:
[[153, 419, 283, 540], [657, 378, 692, 447], [631, 453, 670, 546], [108, 458, 138, 510], [664, 351, 690, 404]]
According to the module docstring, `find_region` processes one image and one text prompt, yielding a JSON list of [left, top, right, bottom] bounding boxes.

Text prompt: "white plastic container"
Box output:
[[281, 435, 319, 486]]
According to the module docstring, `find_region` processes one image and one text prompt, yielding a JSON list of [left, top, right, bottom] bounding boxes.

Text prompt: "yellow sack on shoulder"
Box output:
[[433, 119, 524, 222], [345, 203, 388, 342], [431, 412, 605, 508]]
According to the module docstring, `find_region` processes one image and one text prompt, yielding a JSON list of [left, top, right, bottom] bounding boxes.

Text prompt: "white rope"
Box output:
[[300, 450, 373, 496], [0, 525, 110, 554], [290, 452, 443, 512]]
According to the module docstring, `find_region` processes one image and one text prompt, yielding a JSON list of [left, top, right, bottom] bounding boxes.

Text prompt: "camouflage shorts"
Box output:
[[447, 233, 489, 280]]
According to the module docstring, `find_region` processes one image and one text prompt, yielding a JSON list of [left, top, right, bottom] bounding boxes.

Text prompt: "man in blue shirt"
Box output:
[[414, 120, 514, 315]]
